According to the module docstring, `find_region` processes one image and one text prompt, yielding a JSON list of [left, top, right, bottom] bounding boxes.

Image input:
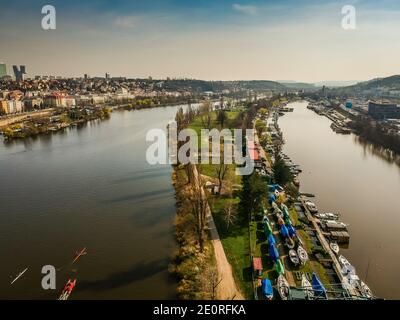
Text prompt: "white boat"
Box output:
[[305, 201, 318, 213], [301, 274, 314, 300], [338, 255, 356, 276], [329, 242, 340, 255], [288, 249, 299, 266], [277, 275, 290, 300], [315, 212, 340, 220], [359, 281, 373, 298], [297, 245, 309, 265]]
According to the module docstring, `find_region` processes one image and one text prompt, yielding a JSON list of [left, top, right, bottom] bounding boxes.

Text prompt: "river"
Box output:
[[279, 101, 400, 299], [0, 105, 187, 299]]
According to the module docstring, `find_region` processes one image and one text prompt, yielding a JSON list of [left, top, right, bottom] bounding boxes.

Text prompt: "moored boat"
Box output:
[[329, 242, 340, 255], [277, 275, 290, 300], [301, 274, 314, 300], [338, 255, 356, 276], [297, 245, 309, 265], [288, 249, 299, 266], [261, 279, 274, 300], [305, 201, 318, 213], [358, 281, 373, 299], [312, 273, 327, 299], [285, 237, 296, 250]]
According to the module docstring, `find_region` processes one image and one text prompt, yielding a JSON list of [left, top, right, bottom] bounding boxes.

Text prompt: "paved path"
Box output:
[[192, 165, 244, 300]]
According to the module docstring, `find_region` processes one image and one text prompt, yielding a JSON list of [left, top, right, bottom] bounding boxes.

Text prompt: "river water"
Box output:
[[0, 106, 185, 299], [279, 101, 400, 299]]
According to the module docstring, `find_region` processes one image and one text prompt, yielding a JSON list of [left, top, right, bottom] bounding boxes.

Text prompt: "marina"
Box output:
[[278, 101, 400, 299]]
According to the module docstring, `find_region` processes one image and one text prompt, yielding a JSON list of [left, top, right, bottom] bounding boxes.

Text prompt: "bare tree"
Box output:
[[215, 162, 229, 195], [200, 102, 212, 129], [223, 201, 237, 230], [190, 166, 209, 252]]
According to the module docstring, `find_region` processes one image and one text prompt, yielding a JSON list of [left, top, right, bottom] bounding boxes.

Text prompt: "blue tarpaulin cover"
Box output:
[[288, 225, 296, 238], [269, 243, 279, 262], [268, 194, 276, 204], [268, 234, 276, 245], [312, 273, 327, 299], [281, 224, 289, 238], [262, 279, 273, 298]]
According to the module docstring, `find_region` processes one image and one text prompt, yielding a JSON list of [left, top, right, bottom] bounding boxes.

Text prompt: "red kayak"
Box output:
[[58, 279, 77, 300]]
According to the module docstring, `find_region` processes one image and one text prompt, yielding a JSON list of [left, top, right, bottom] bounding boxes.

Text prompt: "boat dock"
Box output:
[[299, 197, 359, 297]]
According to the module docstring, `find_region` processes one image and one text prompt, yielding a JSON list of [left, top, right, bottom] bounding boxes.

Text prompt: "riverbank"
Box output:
[[276, 100, 400, 298], [170, 104, 245, 299], [0, 106, 111, 140]]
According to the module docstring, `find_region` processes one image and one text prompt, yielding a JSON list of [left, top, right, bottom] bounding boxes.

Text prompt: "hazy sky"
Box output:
[[1, 0, 400, 82]]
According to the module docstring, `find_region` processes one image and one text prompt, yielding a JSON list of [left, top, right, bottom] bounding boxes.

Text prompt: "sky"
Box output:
[[1, 0, 400, 82]]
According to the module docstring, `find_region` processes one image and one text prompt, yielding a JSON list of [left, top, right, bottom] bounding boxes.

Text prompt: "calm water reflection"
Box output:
[[279, 101, 400, 299], [0, 106, 185, 299]]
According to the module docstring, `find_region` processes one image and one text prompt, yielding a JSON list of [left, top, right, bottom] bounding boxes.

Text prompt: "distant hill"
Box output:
[[279, 81, 316, 90], [313, 80, 360, 88], [327, 75, 400, 95], [162, 79, 287, 92]]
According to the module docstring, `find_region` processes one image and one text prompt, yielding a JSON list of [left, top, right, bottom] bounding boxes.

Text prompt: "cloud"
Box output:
[[114, 16, 136, 29], [232, 3, 258, 15]]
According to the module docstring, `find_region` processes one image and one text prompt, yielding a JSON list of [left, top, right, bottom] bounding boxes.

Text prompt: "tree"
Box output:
[[273, 154, 293, 186], [200, 102, 212, 129], [217, 110, 227, 128], [240, 172, 268, 220], [223, 201, 238, 230], [215, 162, 229, 195], [190, 165, 209, 252]]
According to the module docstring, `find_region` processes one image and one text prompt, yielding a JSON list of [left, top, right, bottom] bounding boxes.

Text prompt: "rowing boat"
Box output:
[[301, 274, 314, 300], [10, 268, 28, 285], [277, 275, 290, 300], [58, 279, 77, 300], [72, 247, 87, 264], [297, 245, 309, 265], [288, 249, 299, 266]]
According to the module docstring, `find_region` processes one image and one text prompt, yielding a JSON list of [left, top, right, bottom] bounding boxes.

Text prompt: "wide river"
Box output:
[[279, 101, 400, 299], [0, 105, 187, 299]]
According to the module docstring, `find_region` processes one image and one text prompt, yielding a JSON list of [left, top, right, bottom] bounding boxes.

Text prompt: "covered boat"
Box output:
[[301, 274, 314, 300], [312, 273, 327, 299], [277, 275, 290, 300], [264, 222, 273, 237], [297, 245, 309, 265], [281, 224, 289, 238], [275, 259, 285, 275], [288, 224, 296, 238], [261, 279, 274, 300], [269, 243, 279, 262], [268, 234, 276, 246]]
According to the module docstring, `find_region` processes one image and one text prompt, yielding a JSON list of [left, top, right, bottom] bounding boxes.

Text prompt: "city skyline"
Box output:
[[1, 0, 400, 82]]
